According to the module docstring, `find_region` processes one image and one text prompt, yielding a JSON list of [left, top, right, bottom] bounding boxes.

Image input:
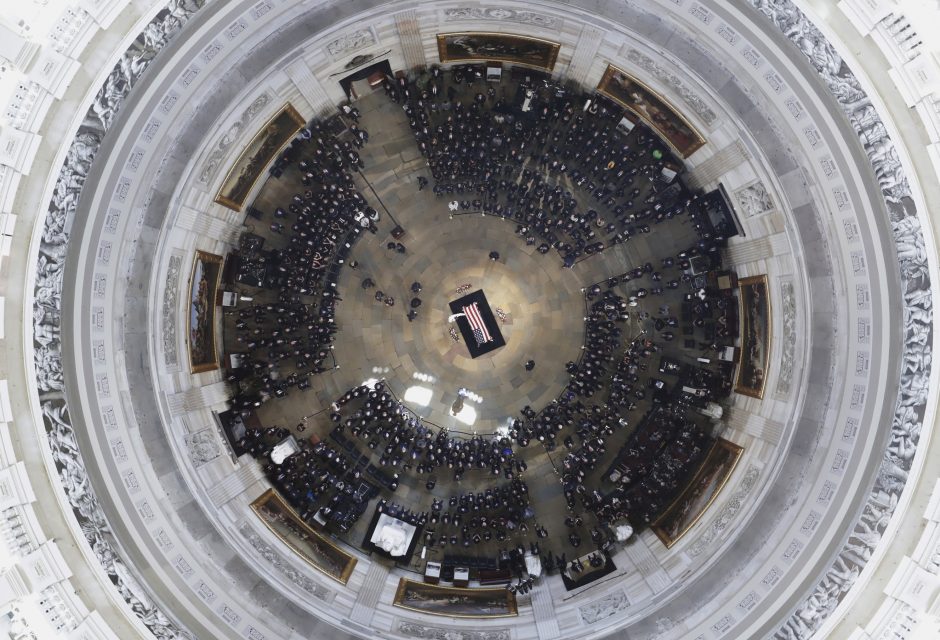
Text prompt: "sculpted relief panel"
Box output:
[[580, 589, 630, 624], [161, 254, 183, 366], [33, 2, 207, 639], [184, 428, 222, 468], [326, 27, 378, 58], [686, 465, 761, 558], [396, 620, 511, 640], [776, 280, 797, 396], [237, 522, 335, 603], [733, 180, 775, 218], [624, 48, 718, 127], [740, 0, 933, 637], [198, 92, 272, 185], [442, 7, 560, 29]]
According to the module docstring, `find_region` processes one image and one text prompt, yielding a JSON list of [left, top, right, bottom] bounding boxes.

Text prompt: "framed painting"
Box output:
[[652, 438, 744, 548], [214, 103, 305, 211], [597, 64, 706, 158], [393, 578, 518, 618], [250, 489, 357, 585], [735, 275, 771, 398], [188, 250, 223, 373], [437, 32, 560, 71]]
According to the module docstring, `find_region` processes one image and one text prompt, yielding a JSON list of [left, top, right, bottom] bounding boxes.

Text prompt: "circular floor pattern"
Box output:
[[330, 216, 590, 431], [239, 82, 733, 576]]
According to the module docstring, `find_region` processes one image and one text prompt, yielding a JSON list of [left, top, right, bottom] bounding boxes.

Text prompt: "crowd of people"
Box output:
[[596, 406, 712, 527], [240, 425, 371, 531], [227, 298, 334, 412], [382, 65, 740, 576], [424, 479, 534, 548], [229, 116, 377, 414], [387, 66, 723, 269], [223, 64, 744, 593], [332, 381, 521, 481]]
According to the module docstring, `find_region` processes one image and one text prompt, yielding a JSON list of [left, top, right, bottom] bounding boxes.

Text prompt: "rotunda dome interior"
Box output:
[[0, 1, 938, 640]]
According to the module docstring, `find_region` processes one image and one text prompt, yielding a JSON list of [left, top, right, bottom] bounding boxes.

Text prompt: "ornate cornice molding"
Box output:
[[32, 2, 208, 638], [742, 1, 933, 637]]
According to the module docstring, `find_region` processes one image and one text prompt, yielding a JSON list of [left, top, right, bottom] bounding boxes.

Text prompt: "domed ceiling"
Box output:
[[0, 1, 938, 640]]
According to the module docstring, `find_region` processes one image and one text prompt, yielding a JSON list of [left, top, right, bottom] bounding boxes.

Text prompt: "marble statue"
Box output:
[[371, 517, 413, 556]]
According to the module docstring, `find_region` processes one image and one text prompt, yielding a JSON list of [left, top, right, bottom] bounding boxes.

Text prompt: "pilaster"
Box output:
[[686, 141, 749, 190], [395, 9, 426, 71], [565, 25, 605, 86]]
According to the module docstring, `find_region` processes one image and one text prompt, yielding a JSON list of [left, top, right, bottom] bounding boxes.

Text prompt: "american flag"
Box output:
[[462, 302, 493, 345]]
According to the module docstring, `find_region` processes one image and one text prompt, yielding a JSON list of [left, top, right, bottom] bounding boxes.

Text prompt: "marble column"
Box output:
[[686, 140, 749, 190], [395, 9, 426, 71], [565, 25, 605, 86]]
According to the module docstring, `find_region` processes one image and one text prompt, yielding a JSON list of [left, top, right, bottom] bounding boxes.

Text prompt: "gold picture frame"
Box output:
[[393, 578, 518, 618], [187, 250, 223, 373], [437, 32, 560, 71], [214, 103, 306, 211], [250, 489, 357, 585], [735, 275, 771, 399], [652, 438, 744, 548], [597, 64, 706, 158]]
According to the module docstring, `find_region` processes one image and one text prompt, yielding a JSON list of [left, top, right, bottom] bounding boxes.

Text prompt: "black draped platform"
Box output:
[[449, 290, 506, 358], [560, 553, 617, 591]]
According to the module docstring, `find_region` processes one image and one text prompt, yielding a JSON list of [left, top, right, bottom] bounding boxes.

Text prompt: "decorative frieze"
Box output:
[[580, 589, 630, 624], [161, 254, 182, 366], [326, 27, 377, 58], [198, 92, 272, 185], [776, 280, 797, 395], [442, 7, 560, 29], [682, 465, 759, 556], [396, 620, 511, 640], [237, 522, 334, 603], [21, 1, 935, 640], [31, 3, 208, 639], [625, 49, 717, 127], [748, 2, 934, 633]]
